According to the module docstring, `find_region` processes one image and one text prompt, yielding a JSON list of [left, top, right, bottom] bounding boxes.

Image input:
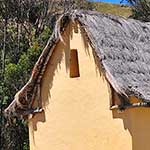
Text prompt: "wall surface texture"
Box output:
[[29, 22, 150, 150]]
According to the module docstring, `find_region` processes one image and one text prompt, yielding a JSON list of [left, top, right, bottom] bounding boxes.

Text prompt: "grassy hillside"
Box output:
[[94, 2, 132, 17]]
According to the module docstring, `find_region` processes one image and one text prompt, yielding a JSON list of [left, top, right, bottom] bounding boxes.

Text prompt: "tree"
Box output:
[[127, 0, 150, 21]]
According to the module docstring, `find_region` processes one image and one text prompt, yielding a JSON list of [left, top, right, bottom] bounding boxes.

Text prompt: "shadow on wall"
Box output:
[[41, 24, 71, 109], [29, 22, 71, 145], [112, 107, 150, 150]]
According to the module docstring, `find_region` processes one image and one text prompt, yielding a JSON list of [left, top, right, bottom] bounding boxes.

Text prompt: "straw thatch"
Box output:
[[5, 10, 150, 117]]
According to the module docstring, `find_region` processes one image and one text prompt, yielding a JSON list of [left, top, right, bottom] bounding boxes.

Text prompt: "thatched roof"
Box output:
[[5, 10, 150, 117]]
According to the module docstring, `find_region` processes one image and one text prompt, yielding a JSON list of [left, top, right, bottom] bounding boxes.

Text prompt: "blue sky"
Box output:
[[91, 0, 129, 4]]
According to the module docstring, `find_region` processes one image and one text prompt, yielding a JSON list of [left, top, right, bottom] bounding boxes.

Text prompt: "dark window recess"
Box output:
[[70, 49, 80, 78]]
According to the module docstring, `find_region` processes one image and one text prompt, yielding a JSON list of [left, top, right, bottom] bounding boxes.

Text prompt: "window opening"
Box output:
[[70, 49, 80, 78]]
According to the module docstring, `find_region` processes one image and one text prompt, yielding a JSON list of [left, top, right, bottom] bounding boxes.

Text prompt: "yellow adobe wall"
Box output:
[[29, 22, 150, 150]]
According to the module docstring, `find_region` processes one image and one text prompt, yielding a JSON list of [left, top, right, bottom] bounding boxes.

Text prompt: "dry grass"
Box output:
[[94, 2, 132, 17]]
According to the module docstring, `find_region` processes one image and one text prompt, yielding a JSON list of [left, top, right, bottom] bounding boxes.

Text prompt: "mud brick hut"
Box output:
[[5, 10, 150, 150]]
